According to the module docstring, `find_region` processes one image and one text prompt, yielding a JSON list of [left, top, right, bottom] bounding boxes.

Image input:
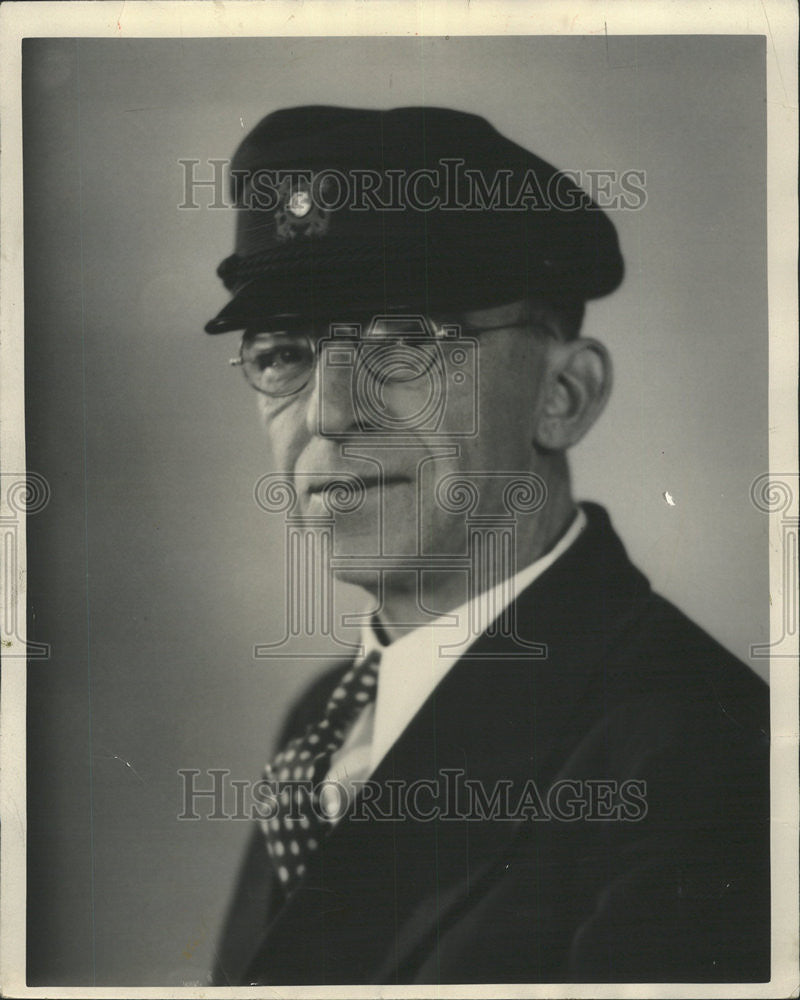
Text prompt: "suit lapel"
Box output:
[[242, 504, 652, 984]]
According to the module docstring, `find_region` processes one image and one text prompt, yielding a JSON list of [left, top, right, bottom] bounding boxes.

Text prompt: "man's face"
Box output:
[[251, 300, 554, 589]]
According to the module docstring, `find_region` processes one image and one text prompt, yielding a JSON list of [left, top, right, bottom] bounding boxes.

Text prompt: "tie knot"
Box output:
[[323, 648, 380, 723]]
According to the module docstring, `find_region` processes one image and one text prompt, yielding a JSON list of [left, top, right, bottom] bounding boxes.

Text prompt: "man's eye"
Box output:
[[255, 346, 308, 371], [241, 336, 315, 397]]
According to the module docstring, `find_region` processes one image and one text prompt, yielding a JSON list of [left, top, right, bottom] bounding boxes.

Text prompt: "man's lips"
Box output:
[[305, 475, 409, 496]]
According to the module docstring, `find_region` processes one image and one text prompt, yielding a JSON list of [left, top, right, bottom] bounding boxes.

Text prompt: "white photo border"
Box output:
[[1, 2, 797, 998]]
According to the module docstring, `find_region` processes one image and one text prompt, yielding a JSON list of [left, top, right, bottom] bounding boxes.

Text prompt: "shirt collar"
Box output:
[[363, 505, 587, 771]]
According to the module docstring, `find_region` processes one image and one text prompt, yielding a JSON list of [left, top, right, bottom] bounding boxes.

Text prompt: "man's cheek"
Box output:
[[262, 409, 306, 469]]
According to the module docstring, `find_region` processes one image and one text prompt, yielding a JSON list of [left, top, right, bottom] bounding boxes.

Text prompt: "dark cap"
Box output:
[[205, 105, 624, 333]]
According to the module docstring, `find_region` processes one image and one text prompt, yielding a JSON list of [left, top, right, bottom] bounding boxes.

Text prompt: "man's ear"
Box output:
[[533, 338, 612, 451]]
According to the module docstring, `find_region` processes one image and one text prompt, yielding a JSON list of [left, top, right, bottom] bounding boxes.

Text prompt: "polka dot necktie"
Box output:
[[260, 649, 381, 895]]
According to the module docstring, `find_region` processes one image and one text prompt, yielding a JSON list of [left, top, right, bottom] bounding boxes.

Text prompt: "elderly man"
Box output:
[[204, 106, 769, 985]]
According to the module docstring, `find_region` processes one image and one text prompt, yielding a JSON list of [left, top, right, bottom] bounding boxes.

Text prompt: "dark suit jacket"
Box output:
[[212, 503, 770, 985]]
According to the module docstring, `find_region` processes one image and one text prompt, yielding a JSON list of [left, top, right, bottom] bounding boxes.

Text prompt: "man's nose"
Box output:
[[304, 353, 360, 437]]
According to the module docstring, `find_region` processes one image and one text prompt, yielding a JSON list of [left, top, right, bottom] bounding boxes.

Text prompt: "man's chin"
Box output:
[[327, 528, 419, 588]]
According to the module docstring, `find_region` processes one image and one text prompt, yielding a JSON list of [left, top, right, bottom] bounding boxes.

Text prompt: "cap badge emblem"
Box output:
[[275, 175, 330, 241], [287, 191, 312, 217]]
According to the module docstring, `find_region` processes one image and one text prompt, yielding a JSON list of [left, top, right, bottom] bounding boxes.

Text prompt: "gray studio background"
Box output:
[[22, 35, 767, 986]]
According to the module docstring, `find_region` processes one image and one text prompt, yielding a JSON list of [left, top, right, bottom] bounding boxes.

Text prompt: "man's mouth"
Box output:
[[306, 474, 408, 497]]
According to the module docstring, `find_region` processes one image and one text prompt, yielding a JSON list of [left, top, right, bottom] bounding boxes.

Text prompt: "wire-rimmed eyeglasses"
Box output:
[[229, 312, 526, 398]]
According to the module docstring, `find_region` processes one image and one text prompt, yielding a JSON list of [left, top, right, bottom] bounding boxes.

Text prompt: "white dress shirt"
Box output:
[[321, 507, 587, 816]]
